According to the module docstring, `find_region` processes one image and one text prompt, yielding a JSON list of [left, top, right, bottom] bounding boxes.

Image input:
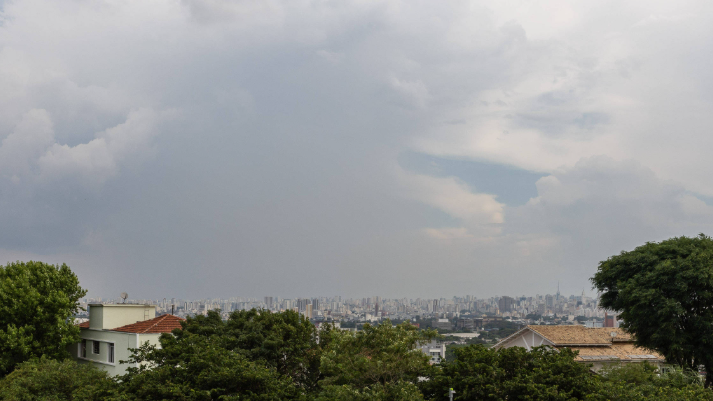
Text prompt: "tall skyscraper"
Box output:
[[545, 294, 554, 309], [556, 281, 560, 301], [498, 296, 514, 313], [297, 298, 309, 311]]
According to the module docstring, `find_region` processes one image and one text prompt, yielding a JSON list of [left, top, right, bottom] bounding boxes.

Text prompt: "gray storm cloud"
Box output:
[[1, 0, 712, 298]]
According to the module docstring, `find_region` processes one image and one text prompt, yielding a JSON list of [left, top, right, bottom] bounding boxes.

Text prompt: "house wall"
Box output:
[[495, 329, 549, 351], [88, 304, 156, 330], [69, 329, 162, 376]]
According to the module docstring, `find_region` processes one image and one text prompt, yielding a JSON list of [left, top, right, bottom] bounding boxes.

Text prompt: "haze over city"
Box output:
[[2, 0, 713, 299]]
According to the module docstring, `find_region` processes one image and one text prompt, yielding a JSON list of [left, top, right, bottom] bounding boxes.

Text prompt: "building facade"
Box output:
[[69, 304, 184, 376]]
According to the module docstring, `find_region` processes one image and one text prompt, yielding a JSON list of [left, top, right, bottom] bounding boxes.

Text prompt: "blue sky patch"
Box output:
[[399, 151, 547, 206]]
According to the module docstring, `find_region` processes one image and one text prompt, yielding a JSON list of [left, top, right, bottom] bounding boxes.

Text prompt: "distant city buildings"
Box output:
[[78, 288, 607, 328]]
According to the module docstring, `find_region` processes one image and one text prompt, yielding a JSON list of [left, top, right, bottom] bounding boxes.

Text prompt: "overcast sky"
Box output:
[[2, 0, 713, 300]]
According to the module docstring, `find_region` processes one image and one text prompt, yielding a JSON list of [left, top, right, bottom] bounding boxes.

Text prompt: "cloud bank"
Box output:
[[1, 0, 713, 298]]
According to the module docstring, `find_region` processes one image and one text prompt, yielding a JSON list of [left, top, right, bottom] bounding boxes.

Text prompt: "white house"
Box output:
[[420, 341, 447, 364], [69, 304, 184, 376], [492, 325, 665, 372]]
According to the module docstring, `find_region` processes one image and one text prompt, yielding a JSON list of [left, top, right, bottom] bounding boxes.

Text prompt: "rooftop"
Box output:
[[77, 314, 185, 334], [494, 325, 663, 363], [112, 314, 185, 334], [528, 325, 631, 346]]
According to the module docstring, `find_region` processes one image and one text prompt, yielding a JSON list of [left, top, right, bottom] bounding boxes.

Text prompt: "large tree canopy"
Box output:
[[0, 261, 86, 376], [591, 235, 713, 386], [119, 334, 304, 401], [317, 320, 435, 400], [177, 309, 322, 391], [421, 345, 597, 401]]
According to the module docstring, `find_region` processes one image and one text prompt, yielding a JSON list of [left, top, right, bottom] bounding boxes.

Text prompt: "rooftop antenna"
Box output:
[[120, 292, 128, 304]]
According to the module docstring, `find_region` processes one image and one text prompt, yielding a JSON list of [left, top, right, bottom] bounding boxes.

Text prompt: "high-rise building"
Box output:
[[498, 296, 514, 313], [312, 298, 320, 311], [264, 297, 273, 309], [604, 312, 619, 328], [305, 304, 313, 319], [556, 282, 561, 301], [297, 298, 309, 311]]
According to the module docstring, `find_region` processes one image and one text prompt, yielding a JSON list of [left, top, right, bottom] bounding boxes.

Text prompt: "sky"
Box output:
[[2, 0, 713, 300]]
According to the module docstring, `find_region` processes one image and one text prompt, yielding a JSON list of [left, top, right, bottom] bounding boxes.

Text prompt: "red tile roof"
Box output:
[[77, 321, 90, 328], [111, 314, 185, 334]]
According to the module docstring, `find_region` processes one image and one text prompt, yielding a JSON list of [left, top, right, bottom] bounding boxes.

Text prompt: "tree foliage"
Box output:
[[0, 357, 117, 401], [176, 309, 321, 391], [118, 335, 303, 400], [318, 320, 435, 400], [421, 345, 598, 401], [587, 362, 712, 401], [0, 261, 86, 376], [591, 235, 713, 386]]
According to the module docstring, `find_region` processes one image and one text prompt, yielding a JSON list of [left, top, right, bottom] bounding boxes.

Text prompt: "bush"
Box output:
[[0, 357, 117, 401]]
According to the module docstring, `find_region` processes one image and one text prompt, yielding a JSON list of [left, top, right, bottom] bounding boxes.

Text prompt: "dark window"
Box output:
[[108, 343, 114, 363], [81, 339, 86, 358], [93, 340, 100, 354]]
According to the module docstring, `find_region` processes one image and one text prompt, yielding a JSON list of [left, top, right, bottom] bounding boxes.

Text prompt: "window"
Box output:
[[93, 340, 100, 354], [108, 343, 114, 363], [81, 339, 87, 358]]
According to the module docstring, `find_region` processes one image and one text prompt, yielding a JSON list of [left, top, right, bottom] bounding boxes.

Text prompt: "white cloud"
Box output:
[[0, 109, 54, 181], [0, 108, 167, 187], [397, 167, 504, 237]]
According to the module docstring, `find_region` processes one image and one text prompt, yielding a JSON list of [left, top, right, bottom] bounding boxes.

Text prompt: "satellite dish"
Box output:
[[120, 292, 128, 304]]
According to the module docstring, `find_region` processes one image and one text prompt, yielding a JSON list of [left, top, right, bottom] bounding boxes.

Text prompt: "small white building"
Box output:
[[69, 304, 184, 376], [492, 325, 665, 372], [420, 341, 447, 364]]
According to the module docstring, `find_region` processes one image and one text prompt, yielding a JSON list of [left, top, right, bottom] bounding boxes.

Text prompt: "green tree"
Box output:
[[0, 261, 86, 376], [315, 381, 424, 401], [421, 345, 598, 401], [0, 357, 117, 401], [318, 320, 435, 400], [178, 309, 321, 391], [587, 362, 713, 401], [118, 333, 304, 400], [591, 235, 713, 386]]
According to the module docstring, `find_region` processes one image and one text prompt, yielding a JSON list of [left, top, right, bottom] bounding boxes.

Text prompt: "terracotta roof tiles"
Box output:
[[527, 325, 629, 345], [494, 324, 665, 364], [569, 343, 664, 362], [111, 314, 185, 334]]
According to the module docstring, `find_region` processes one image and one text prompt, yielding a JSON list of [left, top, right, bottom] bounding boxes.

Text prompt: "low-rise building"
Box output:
[[492, 325, 665, 372], [432, 318, 453, 330], [69, 304, 184, 376], [420, 341, 447, 364]]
